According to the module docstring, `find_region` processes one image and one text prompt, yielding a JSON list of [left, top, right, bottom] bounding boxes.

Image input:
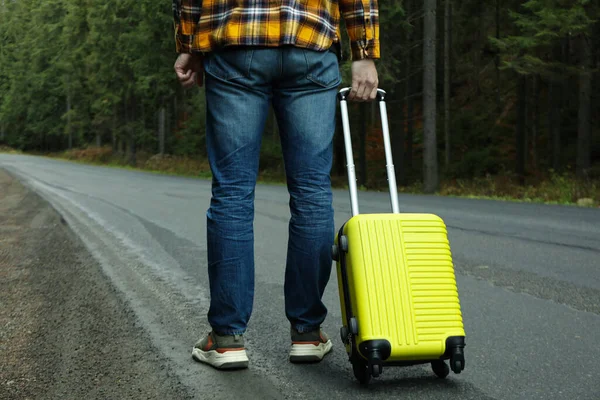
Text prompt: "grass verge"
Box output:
[[2, 145, 598, 207], [437, 174, 599, 206]]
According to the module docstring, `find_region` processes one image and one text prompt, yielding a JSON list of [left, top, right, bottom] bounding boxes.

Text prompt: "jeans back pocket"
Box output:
[[303, 49, 341, 88], [204, 48, 254, 81]]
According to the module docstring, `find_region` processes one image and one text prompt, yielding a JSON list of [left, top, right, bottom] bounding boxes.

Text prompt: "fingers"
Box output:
[[174, 53, 203, 88], [349, 81, 378, 102], [354, 84, 369, 102], [175, 65, 195, 88], [348, 84, 370, 101], [349, 59, 379, 102], [175, 68, 192, 82], [347, 87, 356, 101], [182, 72, 197, 88], [174, 56, 192, 86], [368, 86, 378, 101]]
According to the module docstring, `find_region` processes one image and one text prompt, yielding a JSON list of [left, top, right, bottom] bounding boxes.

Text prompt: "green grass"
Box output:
[[437, 173, 599, 207], [0, 145, 22, 155]]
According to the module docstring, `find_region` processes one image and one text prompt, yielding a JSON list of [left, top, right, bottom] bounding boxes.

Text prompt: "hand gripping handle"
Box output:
[[337, 87, 400, 216], [338, 87, 387, 102]]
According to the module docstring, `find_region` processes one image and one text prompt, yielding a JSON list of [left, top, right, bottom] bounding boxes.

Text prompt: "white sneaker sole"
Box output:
[[192, 348, 249, 370], [289, 340, 333, 363]]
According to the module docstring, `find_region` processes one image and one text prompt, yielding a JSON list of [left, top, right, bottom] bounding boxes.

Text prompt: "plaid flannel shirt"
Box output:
[[173, 0, 379, 60]]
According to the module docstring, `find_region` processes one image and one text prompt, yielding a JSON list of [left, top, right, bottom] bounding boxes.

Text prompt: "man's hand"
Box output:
[[348, 59, 378, 102], [174, 53, 204, 88]]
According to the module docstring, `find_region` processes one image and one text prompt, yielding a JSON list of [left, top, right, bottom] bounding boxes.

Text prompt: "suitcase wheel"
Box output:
[[352, 360, 371, 385], [340, 235, 349, 252], [331, 244, 339, 261], [450, 347, 465, 374], [340, 326, 349, 344], [351, 359, 383, 384], [451, 358, 464, 374], [431, 360, 450, 379], [349, 317, 358, 336], [369, 361, 383, 378]]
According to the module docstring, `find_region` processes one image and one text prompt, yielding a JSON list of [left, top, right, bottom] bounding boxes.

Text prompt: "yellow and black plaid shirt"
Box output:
[[173, 0, 379, 60]]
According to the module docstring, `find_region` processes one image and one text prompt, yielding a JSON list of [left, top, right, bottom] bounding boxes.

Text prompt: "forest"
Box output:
[[0, 0, 599, 203]]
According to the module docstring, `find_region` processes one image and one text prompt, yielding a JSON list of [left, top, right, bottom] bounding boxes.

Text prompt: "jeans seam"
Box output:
[[246, 49, 255, 79], [293, 324, 321, 333], [214, 328, 246, 336]]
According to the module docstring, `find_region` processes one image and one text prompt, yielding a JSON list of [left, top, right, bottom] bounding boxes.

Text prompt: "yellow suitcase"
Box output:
[[332, 88, 466, 384]]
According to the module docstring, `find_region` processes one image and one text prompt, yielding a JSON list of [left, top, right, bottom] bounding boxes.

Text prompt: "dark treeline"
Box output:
[[0, 0, 598, 192]]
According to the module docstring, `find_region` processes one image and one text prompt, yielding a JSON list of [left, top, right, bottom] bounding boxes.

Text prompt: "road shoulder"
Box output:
[[0, 169, 191, 399]]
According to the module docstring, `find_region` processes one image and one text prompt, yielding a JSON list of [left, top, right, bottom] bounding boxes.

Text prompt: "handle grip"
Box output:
[[338, 87, 386, 102], [337, 87, 399, 216]]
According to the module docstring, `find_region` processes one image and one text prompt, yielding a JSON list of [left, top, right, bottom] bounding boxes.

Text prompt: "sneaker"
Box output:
[[191, 331, 249, 370], [289, 327, 333, 363]]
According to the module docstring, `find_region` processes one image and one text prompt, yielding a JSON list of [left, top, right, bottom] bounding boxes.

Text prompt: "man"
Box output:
[[173, 0, 379, 370]]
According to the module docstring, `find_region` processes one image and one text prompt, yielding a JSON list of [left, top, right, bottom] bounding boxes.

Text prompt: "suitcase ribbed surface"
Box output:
[[345, 214, 464, 357]]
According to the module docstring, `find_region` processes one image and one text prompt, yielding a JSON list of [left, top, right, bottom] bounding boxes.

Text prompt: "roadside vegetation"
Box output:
[[1, 1, 598, 207], [4, 145, 593, 207]]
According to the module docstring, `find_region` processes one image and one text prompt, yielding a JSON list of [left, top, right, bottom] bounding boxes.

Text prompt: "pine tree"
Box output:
[[491, 0, 596, 177]]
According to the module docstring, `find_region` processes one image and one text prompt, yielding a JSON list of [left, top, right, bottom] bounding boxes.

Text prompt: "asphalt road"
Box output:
[[2, 153, 599, 400]]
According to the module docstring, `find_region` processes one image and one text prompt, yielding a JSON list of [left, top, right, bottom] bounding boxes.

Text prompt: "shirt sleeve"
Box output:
[[173, 0, 202, 53], [339, 0, 380, 60]]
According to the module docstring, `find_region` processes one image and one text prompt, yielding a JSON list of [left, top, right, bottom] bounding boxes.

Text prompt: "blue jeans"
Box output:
[[203, 46, 340, 335]]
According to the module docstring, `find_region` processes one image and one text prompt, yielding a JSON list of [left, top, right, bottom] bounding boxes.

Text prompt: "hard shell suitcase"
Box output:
[[331, 88, 466, 384]]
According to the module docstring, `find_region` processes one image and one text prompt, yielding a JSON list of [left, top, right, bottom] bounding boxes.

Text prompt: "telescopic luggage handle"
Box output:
[[337, 87, 400, 216]]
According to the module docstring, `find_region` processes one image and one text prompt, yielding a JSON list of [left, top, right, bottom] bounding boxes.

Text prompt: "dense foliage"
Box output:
[[0, 0, 598, 191]]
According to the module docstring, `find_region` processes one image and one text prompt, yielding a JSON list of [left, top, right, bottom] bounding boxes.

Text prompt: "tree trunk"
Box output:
[[165, 102, 171, 154], [576, 35, 592, 179], [474, 0, 485, 78], [524, 76, 529, 168], [129, 139, 136, 166], [174, 94, 179, 135], [516, 75, 527, 185], [406, 75, 414, 181], [547, 41, 564, 172], [159, 105, 166, 155], [495, 0, 501, 113], [548, 80, 562, 171], [444, 0, 451, 168], [112, 104, 117, 153], [130, 98, 137, 167], [66, 91, 72, 149], [423, 0, 438, 193], [141, 100, 146, 153], [126, 93, 136, 167], [394, 83, 406, 186], [405, 0, 414, 181], [531, 74, 540, 171]]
